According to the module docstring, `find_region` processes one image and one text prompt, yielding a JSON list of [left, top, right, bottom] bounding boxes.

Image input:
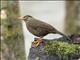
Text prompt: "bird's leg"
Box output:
[[32, 37, 43, 47]]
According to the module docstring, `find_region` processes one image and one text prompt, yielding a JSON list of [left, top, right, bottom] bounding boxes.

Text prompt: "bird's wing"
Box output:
[[28, 18, 54, 32]]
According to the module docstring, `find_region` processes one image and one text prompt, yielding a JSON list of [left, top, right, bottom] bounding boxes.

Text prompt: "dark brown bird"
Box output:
[[18, 15, 71, 47]]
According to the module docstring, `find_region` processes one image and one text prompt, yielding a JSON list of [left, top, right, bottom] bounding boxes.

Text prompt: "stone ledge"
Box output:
[[28, 34, 80, 60]]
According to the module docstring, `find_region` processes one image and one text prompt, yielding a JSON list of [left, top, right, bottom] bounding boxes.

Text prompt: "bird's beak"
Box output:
[[17, 16, 25, 20]]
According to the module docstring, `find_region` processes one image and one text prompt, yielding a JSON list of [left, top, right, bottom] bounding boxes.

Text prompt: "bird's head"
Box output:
[[18, 15, 32, 21]]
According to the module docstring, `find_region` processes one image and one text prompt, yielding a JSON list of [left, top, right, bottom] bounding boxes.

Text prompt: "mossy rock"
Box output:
[[28, 34, 80, 60]]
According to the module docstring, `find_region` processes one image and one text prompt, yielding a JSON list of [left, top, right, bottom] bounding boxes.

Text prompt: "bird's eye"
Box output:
[[23, 16, 26, 18], [27, 15, 32, 17], [23, 15, 32, 20]]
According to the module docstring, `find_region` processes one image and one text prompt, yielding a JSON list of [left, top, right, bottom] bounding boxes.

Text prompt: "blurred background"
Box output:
[[0, 0, 80, 60]]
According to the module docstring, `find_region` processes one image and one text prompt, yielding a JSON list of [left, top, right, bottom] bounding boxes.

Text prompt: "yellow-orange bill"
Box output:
[[18, 16, 25, 20]]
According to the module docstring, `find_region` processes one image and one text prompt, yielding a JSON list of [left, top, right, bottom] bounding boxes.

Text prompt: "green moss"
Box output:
[[44, 41, 80, 59], [35, 57, 40, 60]]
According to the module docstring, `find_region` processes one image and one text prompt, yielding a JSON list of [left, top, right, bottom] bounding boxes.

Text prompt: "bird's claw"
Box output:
[[32, 38, 43, 47]]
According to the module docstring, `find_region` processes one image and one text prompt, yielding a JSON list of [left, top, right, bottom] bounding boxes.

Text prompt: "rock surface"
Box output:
[[28, 34, 80, 60]]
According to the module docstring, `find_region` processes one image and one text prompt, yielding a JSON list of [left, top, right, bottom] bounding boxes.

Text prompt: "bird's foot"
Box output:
[[32, 38, 43, 48]]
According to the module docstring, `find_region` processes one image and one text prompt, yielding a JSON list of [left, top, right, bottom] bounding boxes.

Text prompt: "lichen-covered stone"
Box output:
[[28, 34, 80, 60]]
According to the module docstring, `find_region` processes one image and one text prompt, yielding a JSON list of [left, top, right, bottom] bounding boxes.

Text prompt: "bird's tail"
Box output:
[[54, 31, 71, 41]]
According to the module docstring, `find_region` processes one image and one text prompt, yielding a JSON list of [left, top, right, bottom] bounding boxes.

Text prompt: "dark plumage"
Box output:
[[18, 15, 71, 41]]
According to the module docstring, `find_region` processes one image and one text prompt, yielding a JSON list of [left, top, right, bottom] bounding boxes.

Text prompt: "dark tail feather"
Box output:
[[56, 31, 71, 41]]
